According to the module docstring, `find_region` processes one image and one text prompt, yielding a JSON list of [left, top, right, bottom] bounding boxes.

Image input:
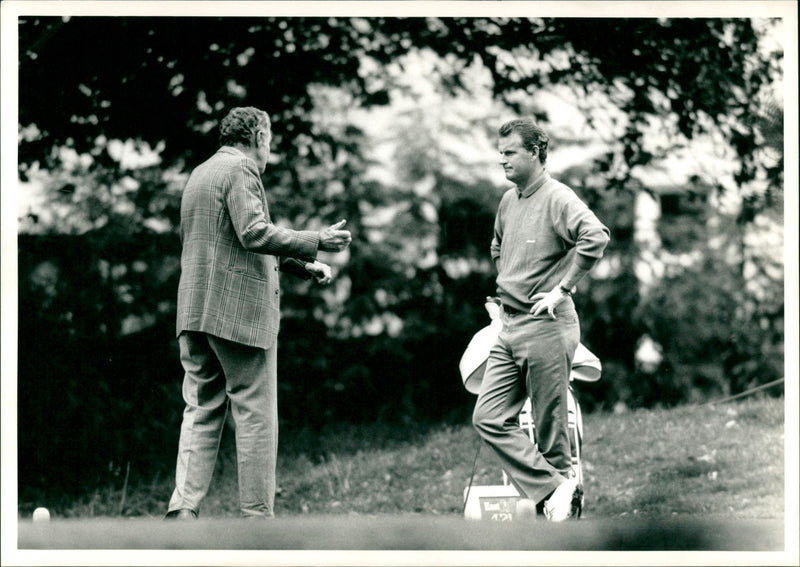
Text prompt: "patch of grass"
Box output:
[[33, 396, 785, 521], [650, 459, 718, 481], [581, 396, 785, 520]]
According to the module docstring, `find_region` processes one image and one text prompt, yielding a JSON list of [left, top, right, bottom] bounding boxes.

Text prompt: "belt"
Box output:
[[501, 304, 528, 316]]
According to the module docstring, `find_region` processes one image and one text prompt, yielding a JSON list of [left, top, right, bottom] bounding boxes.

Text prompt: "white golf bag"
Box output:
[[459, 298, 601, 520]]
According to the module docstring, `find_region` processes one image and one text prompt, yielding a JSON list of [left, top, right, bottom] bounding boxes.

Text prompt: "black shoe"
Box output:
[[571, 484, 584, 519], [164, 508, 197, 520]]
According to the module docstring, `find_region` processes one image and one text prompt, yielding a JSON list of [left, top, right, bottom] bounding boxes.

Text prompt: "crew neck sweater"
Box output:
[[490, 171, 610, 311]]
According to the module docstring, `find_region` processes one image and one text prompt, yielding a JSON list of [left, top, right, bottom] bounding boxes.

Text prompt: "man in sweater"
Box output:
[[166, 106, 351, 519], [473, 119, 610, 521]]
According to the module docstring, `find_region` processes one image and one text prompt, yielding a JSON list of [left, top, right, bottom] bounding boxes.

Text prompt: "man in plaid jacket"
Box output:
[[166, 107, 351, 519]]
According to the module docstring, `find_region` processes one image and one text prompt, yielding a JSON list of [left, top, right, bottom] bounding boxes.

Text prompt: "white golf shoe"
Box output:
[[543, 476, 582, 522]]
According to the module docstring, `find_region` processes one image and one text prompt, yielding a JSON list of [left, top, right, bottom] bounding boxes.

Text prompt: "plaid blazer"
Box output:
[[176, 147, 319, 349]]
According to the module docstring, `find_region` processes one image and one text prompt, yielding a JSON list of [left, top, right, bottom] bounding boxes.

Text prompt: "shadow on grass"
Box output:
[[17, 516, 785, 551]]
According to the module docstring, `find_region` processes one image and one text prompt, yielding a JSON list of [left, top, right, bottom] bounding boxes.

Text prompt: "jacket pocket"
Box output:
[[228, 267, 268, 281]]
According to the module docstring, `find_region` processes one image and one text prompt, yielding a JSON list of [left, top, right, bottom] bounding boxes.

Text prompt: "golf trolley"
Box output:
[[459, 297, 601, 521]]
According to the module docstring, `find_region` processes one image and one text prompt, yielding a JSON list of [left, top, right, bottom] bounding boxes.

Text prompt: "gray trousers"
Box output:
[[168, 331, 278, 518], [472, 303, 580, 504]]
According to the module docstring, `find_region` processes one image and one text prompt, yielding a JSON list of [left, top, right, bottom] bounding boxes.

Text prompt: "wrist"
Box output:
[[558, 285, 572, 297]]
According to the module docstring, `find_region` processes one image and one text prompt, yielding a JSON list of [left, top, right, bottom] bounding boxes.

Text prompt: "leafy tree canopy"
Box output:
[[19, 16, 781, 192]]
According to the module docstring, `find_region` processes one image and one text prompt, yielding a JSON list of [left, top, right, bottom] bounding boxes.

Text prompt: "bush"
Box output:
[[635, 257, 783, 404]]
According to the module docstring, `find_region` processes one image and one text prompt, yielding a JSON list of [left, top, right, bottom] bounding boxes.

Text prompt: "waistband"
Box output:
[[501, 304, 527, 316], [501, 299, 576, 317]]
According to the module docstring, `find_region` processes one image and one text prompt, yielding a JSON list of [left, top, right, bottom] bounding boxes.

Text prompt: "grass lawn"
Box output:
[[51, 395, 786, 522]]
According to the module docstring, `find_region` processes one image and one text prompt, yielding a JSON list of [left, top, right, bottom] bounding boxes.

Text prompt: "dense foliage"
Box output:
[[16, 15, 784, 498]]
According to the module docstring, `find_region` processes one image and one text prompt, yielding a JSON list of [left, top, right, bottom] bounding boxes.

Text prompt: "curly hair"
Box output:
[[498, 119, 549, 164], [219, 107, 271, 148]]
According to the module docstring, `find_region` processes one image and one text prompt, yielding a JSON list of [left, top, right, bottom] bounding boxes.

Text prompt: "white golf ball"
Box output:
[[32, 507, 50, 522]]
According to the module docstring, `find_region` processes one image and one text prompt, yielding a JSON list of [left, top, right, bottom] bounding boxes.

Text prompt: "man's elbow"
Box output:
[[580, 228, 610, 259], [239, 222, 279, 253], [238, 232, 263, 251]]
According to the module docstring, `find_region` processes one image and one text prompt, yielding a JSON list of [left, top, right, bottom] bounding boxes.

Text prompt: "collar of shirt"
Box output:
[[221, 145, 246, 158], [220, 146, 259, 171], [516, 169, 550, 199]]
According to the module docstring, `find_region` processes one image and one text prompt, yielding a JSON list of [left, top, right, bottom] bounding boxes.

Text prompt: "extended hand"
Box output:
[[318, 220, 352, 252], [305, 260, 333, 285], [530, 288, 567, 320]]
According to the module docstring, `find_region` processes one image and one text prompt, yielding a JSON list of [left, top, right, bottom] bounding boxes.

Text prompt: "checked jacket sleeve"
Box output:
[[177, 147, 320, 349], [225, 155, 319, 260]]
